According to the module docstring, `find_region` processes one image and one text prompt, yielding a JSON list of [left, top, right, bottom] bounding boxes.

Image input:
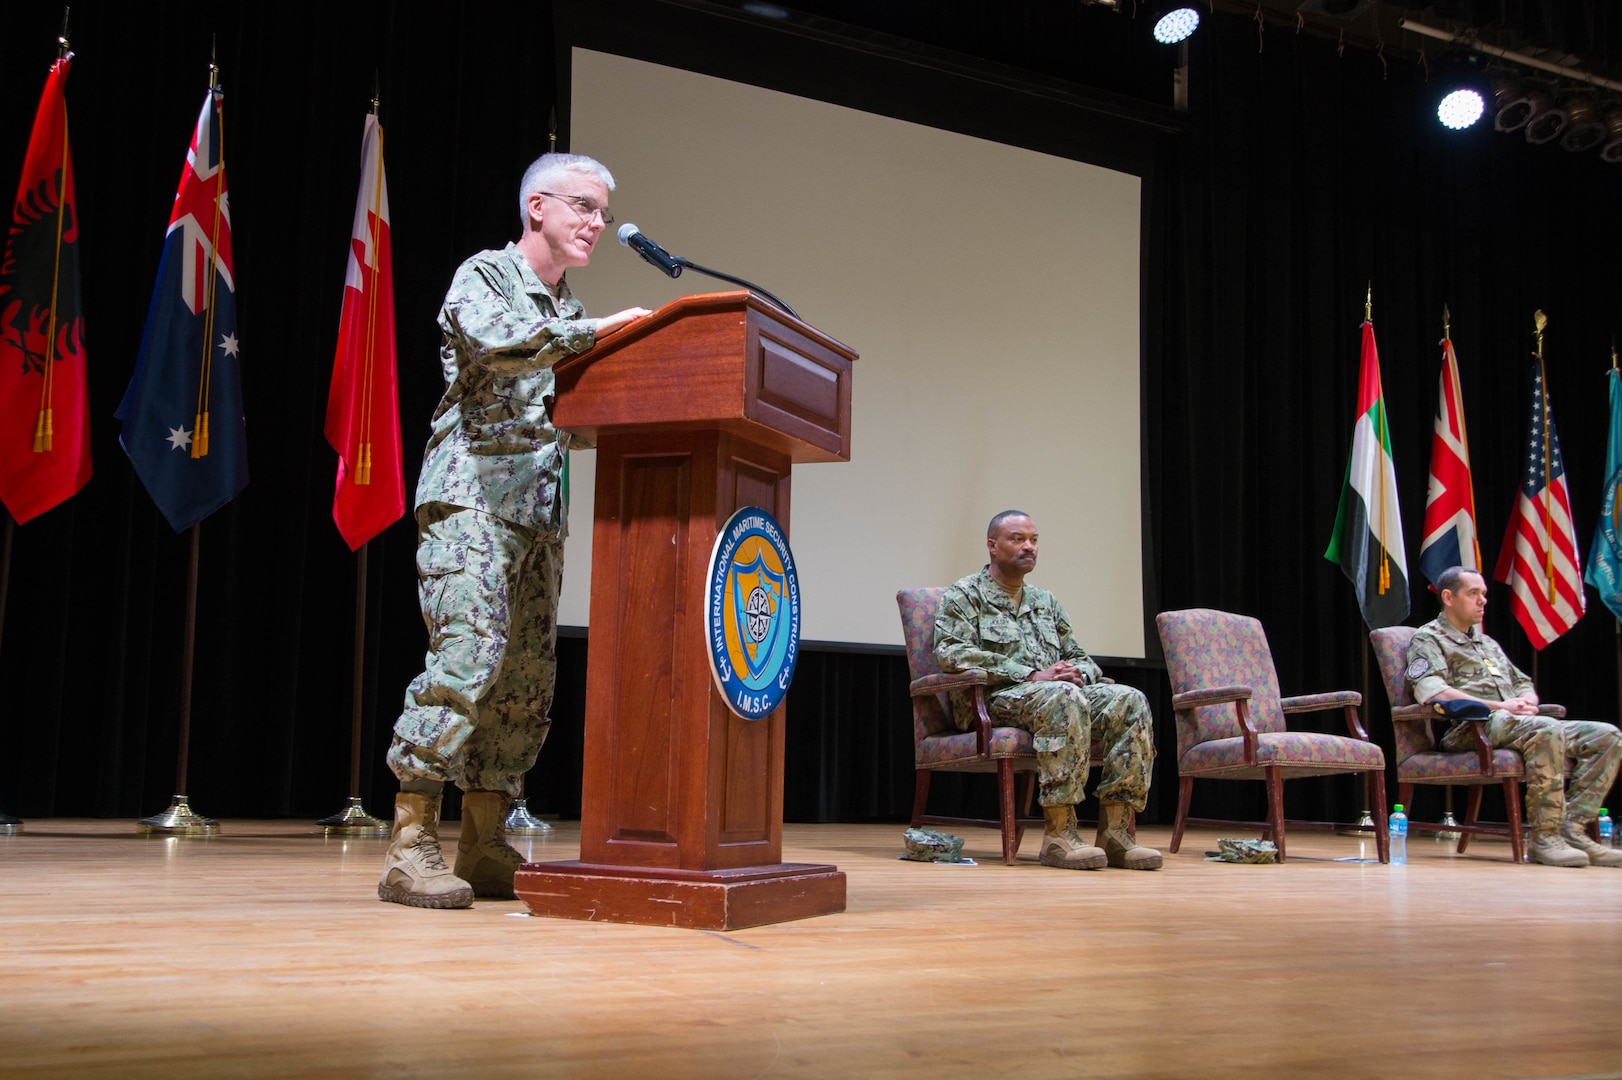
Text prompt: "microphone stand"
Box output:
[[667, 258, 800, 322]]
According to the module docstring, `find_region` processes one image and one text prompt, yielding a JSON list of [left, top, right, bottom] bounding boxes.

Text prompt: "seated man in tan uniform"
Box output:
[[1406, 566, 1622, 868], [933, 510, 1160, 870]]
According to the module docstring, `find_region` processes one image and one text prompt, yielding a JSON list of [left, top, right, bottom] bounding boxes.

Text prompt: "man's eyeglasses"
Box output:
[[538, 191, 614, 225]]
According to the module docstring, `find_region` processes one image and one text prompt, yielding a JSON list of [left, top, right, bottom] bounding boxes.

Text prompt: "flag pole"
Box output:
[[0, 512, 19, 833], [317, 85, 392, 836], [137, 523, 218, 834]]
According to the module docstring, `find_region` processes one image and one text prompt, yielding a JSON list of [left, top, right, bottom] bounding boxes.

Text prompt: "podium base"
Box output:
[[514, 860, 846, 931]]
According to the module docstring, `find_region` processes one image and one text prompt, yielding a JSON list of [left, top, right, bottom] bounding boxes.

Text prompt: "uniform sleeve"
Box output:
[[1055, 601, 1103, 682], [1407, 631, 1451, 704], [439, 259, 597, 374], [1498, 647, 1535, 698], [933, 588, 1034, 689]]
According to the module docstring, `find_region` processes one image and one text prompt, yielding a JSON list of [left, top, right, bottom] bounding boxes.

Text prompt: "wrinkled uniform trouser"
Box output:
[[387, 504, 562, 796], [1442, 713, 1622, 832], [987, 681, 1155, 810]]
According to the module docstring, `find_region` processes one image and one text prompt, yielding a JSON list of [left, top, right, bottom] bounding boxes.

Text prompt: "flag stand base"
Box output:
[[1337, 808, 1376, 837], [315, 796, 390, 836], [504, 798, 554, 835], [137, 795, 219, 836], [0, 810, 20, 836]]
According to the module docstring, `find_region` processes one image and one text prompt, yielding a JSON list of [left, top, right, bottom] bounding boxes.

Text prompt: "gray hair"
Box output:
[[987, 509, 1031, 539], [518, 153, 616, 230], [1435, 565, 1483, 598]]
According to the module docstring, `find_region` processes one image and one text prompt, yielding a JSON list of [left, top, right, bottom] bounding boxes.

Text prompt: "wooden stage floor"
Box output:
[[2, 818, 1620, 1079]]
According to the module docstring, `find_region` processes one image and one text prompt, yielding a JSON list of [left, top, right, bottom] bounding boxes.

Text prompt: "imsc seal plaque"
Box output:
[[707, 506, 801, 719]]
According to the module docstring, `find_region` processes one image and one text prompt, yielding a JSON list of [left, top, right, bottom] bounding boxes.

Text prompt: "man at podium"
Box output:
[[935, 511, 1162, 871], [378, 152, 650, 909]]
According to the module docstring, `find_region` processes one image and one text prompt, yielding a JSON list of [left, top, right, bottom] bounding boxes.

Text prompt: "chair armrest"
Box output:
[[1398, 703, 1496, 773], [1171, 685, 1258, 765], [1280, 691, 1361, 713], [909, 671, 987, 696], [1171, 685, 1252, 710]]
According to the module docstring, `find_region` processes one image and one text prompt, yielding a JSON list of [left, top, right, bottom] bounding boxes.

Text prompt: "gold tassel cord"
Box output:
[[1535, 312, 1554, 605], [35, 96, 69, 454], [356, 121, 385, 487], [193, 91, 225, 460]]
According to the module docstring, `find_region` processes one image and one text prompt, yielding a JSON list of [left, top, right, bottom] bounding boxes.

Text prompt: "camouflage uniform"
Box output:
[[933, 567, 1155, 810], [1408, 615, 1622, 832], [386, 243, 599, 796]]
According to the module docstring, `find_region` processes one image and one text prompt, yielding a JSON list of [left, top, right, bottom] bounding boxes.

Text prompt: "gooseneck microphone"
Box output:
[[617, 223, 684, 278], [615, 222, 801, 321]]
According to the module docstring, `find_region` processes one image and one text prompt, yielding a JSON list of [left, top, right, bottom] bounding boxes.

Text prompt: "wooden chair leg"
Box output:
[[1504, 779, 1526, 864], [911, 769, 931, 827], [997, 757, 1019, 866], [1370, 770, 1389, 864], [1398, 782, 1415, 809], [1459, 785, 1483, 855], [1011, 771, 1036, 854], [1170, 775, 1193, 853], [1265, 766, 1287, 862]]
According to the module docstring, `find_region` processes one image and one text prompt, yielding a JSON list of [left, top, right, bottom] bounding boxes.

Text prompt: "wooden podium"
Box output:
[[512, 291, 856, 930]]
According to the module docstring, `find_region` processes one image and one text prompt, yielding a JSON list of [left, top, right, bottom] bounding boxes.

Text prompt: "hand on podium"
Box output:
[[595, 307, 652, 336]]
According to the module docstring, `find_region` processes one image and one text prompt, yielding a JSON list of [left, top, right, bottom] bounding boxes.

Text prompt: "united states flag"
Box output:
[[1492, 358, 1584, 648], [1419, 333, 1479, 589]]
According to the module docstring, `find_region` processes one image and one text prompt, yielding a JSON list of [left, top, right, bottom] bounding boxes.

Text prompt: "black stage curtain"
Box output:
[[1, 2, 1619, 827]]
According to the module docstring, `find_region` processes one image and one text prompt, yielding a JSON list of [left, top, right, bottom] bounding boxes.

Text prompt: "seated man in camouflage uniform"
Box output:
[[933, 510, 1160, 870], [1406, 565, 1622, 868], [378, 153, 651, 908]]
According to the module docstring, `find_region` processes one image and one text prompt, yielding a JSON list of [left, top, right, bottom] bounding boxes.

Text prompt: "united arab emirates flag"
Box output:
[[1325, 318, 1409, 628]]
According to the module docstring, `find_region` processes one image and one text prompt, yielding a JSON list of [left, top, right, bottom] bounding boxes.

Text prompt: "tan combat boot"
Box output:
[[455, 790, 527, 899], [1527, 829, 1590, 868], [378, 792, 475, 908], [1560, 821, 1622, 867], [1095, 800, 1162, 870], [1039, 803, 1107, 870]]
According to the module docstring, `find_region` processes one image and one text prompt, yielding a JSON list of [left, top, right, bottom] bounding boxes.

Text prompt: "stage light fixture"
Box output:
[[1153, 8, 1199, 45], [1599, 109, 1622, 163], [1523, 90, 1569, 143], [1433, 57, 1488, 130], [1491, 77, 1534, 131], [1559, 94, 1608, 152]]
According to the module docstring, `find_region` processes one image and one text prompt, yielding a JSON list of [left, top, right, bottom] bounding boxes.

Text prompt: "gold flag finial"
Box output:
[[209, 35, 219, 89], [371, 70, 380, 116], [548, 106, 558, 154], [1534, 309, 1547, 359], [1365, 282, 1372, 322], [57, 6, 72, 60], [1442, 303, 1451, 341]]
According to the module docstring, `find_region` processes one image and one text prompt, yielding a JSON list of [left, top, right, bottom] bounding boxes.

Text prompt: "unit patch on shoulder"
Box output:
[[1405, 657, 1431, 681], [706, 506, 801, 720]]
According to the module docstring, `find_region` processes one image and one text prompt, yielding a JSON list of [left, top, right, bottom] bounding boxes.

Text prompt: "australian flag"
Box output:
[[116, 86, 246, 532]]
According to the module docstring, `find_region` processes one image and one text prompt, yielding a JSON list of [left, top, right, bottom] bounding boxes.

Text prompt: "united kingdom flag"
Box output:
[[116, 85, 247, 532], [1418, 329, 1479, 589]]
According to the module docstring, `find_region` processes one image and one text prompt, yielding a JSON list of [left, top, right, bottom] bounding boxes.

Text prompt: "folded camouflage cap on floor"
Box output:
[[900, 827, 967, 862], [1207, 838, 1278, 863]]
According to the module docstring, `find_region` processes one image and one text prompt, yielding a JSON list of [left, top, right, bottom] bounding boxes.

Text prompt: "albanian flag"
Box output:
[[0, 56, 92, 524]]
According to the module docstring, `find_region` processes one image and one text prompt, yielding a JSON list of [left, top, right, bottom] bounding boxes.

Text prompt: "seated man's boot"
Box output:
[[1095, 800, 1162, 870], [1039, 803, 1107, 870], [456, 790, 527, 899], [1527, 829, 1590, 868], [378, 792, 475, 908], [1560, 821, 1622, 867]]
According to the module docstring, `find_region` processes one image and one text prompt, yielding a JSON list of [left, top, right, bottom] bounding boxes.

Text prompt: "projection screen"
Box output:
[[561, 47, 1145, 656]]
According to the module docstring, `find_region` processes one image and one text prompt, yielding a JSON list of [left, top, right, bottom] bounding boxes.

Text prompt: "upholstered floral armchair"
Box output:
[[1156, 608, 1389, 863], [896, 587, 1041, 865], [1369, 624, 1536, 863]]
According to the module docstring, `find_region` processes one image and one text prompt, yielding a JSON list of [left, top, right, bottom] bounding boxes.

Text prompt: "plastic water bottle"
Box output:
[[1389, 804, 1408, 866], [1600, 808, 1615, 848]]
